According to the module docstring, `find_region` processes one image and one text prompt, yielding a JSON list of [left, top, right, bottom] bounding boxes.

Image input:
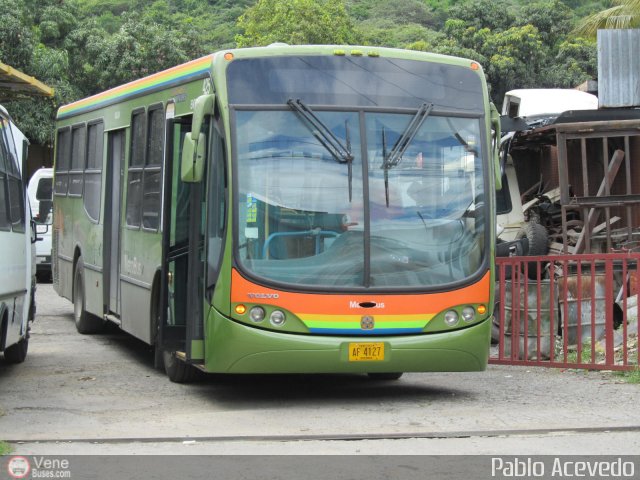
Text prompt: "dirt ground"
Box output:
[[1, 284, 639, 455]]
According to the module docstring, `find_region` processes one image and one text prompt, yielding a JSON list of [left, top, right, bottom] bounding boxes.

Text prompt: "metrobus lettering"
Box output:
[[248, 293, 280, 299], [123, 254, 143, 276], [349, 301, 385, 309], [52, 45, 498, 382]]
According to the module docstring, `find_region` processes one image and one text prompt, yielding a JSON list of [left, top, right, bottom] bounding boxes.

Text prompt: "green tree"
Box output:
[[431, 0, 598, 104], [0, 0, 35, 68], [435, 16, 549, 103], [574, 0, 640, 37], [359, 19, 440, 47], [518, 0, 575, 47], [368, 0, 436, 27], [66, 13, 197, 94], [32, 1, 79, 48], [236, 0, 360, 47], [484, 25, 547, 100], [541, 37, 597, 88], [448, 0, 517, 32]]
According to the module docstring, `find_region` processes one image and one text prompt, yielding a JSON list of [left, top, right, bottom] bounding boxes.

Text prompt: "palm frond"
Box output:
[[622, 0, 640, 11], [573, 5, 626, 37], [605, 14, 634, 29]]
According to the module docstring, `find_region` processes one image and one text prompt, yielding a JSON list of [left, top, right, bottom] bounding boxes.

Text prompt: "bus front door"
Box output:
[[160, 117, 205, 363]]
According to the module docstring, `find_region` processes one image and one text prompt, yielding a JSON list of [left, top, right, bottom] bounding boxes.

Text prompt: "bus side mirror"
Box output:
[[181, 93, 215, 183], [181, 133, 206, 182], [30, 219, 40, 244], [490, 103, 502, 190]]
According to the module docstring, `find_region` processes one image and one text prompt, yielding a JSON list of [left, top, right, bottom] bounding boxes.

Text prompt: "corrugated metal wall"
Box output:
[[598, 29, 640, 108]]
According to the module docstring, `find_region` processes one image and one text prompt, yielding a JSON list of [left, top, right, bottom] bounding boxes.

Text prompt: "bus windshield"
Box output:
[[235, 107, 485, 290]]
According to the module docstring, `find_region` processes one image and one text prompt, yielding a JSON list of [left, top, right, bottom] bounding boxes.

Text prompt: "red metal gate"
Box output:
[[490, 253, 639, 371]]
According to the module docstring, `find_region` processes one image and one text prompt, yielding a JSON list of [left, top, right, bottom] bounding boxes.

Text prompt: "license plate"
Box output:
[[348, 342, 384, 361]]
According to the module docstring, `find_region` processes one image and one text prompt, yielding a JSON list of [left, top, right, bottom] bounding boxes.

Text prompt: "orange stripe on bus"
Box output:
[[231, 269, 490, 315]]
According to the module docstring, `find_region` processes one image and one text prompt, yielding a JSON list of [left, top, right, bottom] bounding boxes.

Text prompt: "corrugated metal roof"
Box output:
[[597, 29, 640, 108], [0, 62, 54, 101]]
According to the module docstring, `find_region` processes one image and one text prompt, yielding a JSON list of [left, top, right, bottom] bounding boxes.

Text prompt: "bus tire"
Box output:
[[29, 286, 36, 321], [73, 257, 104, 334], [367, 372, 403, 380], [150, 285, 164, 372], [163, 350, 198, 383], [4, 337, 28, 364]]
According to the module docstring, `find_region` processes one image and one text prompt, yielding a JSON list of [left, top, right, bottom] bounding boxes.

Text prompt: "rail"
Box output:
[[490, 253, 639, 371]]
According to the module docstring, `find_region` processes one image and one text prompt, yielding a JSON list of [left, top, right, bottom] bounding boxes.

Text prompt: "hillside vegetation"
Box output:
[[0, 0, 609, 143]]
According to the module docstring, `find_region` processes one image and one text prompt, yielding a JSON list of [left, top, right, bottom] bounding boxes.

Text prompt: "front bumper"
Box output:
[[204, 310, 491, 374]]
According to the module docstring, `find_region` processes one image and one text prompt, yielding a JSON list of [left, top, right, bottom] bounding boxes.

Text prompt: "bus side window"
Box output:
[[84, 121, 104, 222], [68, 124, 86, 197], [126, 109, 146, 228], [2, 119, 25, 232], [54, 128, 71, 195], [141, 106, 164, 231], [0, 119, 10, 230]]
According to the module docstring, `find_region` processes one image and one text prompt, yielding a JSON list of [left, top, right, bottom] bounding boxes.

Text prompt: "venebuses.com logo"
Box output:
[[6, 456, 72, 479], [7, 456, 30, 479]]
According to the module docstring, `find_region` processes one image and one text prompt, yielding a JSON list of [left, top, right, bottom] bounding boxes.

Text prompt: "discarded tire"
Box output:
[[516, 222, 549, 279]]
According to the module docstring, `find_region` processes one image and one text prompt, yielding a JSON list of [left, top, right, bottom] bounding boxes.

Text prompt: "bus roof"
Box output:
[[56, 55, 215, 121], [57, 45, 484, 121]]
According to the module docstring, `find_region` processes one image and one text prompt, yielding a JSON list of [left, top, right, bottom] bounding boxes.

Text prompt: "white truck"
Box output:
[[496, 89, 599, 253], [28, 167, 53, 281]]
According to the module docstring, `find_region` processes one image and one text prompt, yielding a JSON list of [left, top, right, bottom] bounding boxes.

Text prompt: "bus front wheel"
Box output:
[[163, 350, 198, 383], [73, 257, 104, 334]]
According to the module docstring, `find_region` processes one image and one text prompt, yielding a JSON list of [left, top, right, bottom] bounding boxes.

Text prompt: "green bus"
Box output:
[[53, 45, 501, 382]]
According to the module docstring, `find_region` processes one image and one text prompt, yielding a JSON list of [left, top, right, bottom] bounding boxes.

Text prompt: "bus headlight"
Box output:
[[269, 310, 286, 326], [249, 306, 266, 323], [462, 307, 475, 323], [444, 310, 459, 327]]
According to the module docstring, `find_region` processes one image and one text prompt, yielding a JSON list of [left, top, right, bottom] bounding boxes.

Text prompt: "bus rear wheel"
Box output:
[[163, 350, 198, 383], [4, 337, 29, 364], [73, 257, 104, 334]]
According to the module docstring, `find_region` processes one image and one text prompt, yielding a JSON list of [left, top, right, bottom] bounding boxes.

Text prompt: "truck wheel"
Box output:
[[4, 337, 28, 364], [73, 257, 104, 334], [517, 222, 549, 279]]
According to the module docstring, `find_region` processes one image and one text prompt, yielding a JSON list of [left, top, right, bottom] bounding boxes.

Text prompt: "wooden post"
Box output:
[[574, 149, 625, 253]]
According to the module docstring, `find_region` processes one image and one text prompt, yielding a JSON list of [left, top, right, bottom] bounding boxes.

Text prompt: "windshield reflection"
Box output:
[[235, 108, 485, 290]]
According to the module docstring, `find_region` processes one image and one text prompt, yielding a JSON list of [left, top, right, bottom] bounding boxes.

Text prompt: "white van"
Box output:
[[28, 167, 53, 281], [0, 105, 36, 363]]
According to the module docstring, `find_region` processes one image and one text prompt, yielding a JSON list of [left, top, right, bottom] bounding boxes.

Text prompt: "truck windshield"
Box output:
[[234, 107, 486, 291]]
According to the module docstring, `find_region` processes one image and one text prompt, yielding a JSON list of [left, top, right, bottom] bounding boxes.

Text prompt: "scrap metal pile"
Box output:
[[502, 108, 640, 255]]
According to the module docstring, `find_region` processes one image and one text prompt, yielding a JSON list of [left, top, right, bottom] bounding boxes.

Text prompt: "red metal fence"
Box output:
[[490, 253, 639, 371]]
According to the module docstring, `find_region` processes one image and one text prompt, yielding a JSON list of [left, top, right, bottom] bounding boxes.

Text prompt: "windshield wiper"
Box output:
[[381, 102, 434, 207], [287, 98, 354, 201], [446, 118, 478, 157]]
